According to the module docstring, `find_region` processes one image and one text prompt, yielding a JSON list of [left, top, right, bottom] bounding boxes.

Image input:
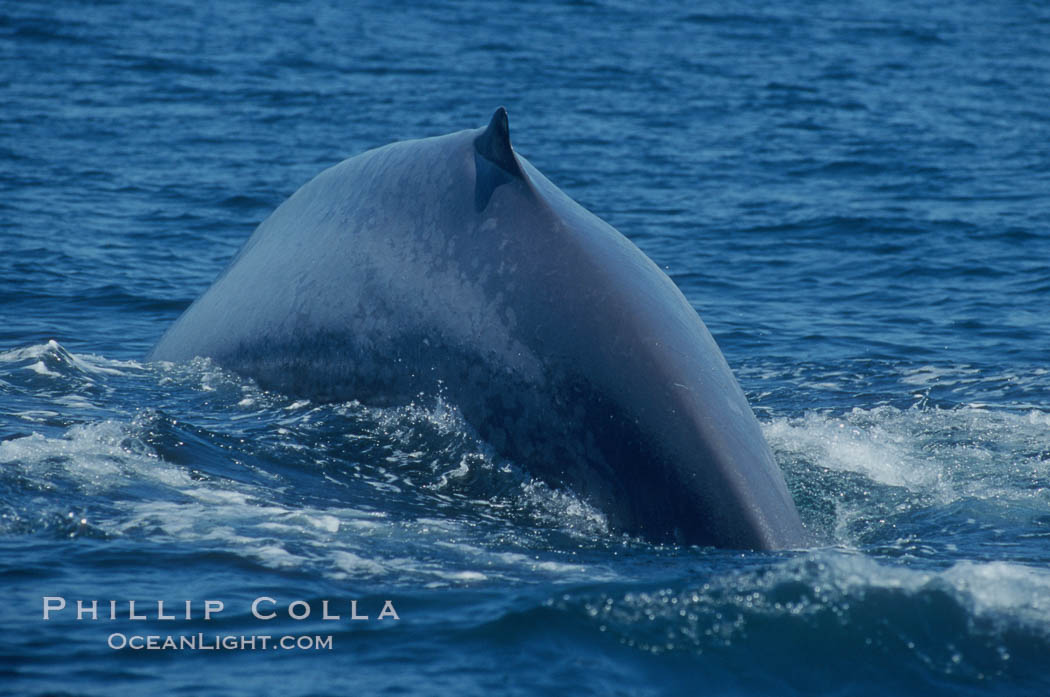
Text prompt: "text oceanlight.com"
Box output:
[[107, 633, 333, 651]]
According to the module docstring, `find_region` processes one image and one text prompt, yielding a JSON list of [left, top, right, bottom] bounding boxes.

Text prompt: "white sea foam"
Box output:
[[519, 479, 609, 537], [10, 409, 60, 422], [762, 404, 1050, 548], [901, 363, 981, 387], [0, 421, 181, 491], [0, 340, 135, 377], [765, 408, 940, 490], [27, 360, 60, 377], [765, 405, 1050, 498], [0, 411, 611, 586], [331, 551, 387, 577]]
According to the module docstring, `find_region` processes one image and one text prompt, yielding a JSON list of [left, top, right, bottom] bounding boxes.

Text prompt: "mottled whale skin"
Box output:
[[150, 108, 806, 550]]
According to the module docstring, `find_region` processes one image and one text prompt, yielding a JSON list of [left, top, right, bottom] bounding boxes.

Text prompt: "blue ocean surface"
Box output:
[[3, 1, 1050, 694]]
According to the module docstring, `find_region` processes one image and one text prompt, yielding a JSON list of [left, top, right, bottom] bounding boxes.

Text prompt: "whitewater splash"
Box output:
[[4, 341, 1049, 694], [4, 342, 1048, 555]]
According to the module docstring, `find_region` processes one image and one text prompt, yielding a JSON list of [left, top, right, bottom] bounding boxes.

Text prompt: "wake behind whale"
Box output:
[[150, 108, 805, 550]]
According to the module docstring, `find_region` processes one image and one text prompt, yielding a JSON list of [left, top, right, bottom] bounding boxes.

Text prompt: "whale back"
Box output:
[[150, 110, 806, 550]]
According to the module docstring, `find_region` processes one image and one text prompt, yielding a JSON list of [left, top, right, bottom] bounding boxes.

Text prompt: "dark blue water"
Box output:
[[3, 1, 1050, 694]]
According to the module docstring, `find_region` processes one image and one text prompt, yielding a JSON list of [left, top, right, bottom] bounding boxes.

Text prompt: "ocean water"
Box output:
[[3, 0, 1050, 694]]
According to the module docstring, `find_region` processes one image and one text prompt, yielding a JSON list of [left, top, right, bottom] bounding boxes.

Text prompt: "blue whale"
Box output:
[[150, 108, 806, 550]]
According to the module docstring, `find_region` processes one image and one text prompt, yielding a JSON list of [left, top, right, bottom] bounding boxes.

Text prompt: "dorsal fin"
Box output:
[[474, 107, 524, 179]]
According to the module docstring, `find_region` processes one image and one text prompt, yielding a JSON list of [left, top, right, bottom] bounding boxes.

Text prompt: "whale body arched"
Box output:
[[150, 108, 806, 550]]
